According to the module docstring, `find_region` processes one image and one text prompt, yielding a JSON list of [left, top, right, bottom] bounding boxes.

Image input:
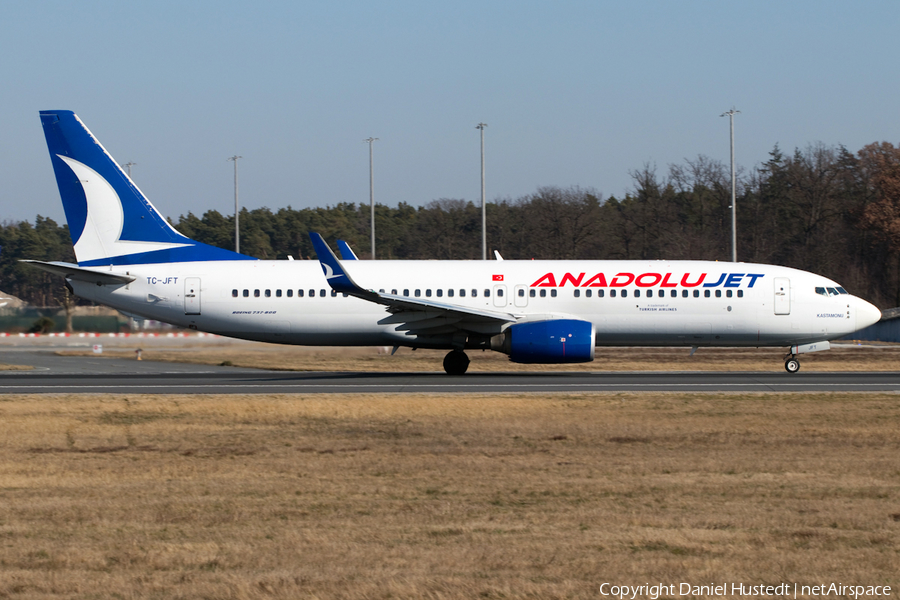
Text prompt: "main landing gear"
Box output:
[[784, 355, 800, 373], [443, 350, 470, 375]]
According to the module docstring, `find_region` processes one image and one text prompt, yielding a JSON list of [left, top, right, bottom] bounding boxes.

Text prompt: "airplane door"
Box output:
[[774, 277, 790, 315], [514, 284, 528, 307], [493, 285, 507, 307], [184, 277, 201, 315]]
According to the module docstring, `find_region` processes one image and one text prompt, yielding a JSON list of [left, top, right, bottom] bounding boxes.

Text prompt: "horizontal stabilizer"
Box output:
[[21, 260, 136, 285]]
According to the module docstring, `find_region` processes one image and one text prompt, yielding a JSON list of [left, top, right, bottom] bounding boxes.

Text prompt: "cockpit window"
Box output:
[[826, 287, 839, 296], [815, 287, 827, 296], [836, 287, 849, 294]]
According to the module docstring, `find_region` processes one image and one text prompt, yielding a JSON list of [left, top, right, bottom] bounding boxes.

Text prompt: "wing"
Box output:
[[309, 233, 517, 339]]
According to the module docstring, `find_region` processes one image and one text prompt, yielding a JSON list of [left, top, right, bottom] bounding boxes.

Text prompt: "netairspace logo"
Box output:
[[598, 582, 892, 599]]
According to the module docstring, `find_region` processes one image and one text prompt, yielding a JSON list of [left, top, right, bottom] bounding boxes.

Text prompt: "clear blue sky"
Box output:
[[2, 0, 898, 225]]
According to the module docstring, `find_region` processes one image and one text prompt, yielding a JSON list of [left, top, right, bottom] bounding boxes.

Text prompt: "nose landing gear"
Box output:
[[443, 350, 470, 375], [784, 356, 800, 373]]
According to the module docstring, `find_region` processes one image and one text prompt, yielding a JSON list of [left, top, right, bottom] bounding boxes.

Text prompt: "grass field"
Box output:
[[1, 392, 898, 598], [56, 341, 900, 372]]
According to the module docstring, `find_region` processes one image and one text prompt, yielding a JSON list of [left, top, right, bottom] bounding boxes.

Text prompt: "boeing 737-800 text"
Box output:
[[25, 111, 882, 374]]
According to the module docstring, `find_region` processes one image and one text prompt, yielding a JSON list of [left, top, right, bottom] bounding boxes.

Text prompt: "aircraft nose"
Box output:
[[856, 298, 881, 330]]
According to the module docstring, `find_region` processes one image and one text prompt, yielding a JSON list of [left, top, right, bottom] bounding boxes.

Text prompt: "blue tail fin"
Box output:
[[39, 110, 253, 266]]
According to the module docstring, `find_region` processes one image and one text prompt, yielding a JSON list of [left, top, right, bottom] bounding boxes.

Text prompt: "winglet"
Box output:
[[336, 240, 358, 260], [309, 232, 369, 296]]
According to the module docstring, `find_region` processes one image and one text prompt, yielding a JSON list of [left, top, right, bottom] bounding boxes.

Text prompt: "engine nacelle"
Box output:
[[491, 319, 596, 364]]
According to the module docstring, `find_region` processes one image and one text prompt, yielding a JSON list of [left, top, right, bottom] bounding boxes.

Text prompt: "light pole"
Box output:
[[720, 108, 739, 262], [364, 137, 379, 259], [122, 161, 136, 178], [228, 155, 242, 254], [476, 123, 487, 260]]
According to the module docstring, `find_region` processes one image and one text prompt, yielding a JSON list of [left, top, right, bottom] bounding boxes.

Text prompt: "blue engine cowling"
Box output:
[[491, 319, 596, 364]]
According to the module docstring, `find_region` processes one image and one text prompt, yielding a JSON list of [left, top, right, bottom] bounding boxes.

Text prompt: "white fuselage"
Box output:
[[69, 259, 880, 349]]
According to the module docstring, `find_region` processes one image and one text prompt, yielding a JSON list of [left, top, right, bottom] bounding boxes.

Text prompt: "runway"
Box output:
[[1, 350, 899, 393]]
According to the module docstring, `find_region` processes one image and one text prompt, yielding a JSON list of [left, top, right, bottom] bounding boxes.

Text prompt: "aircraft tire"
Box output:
[[784, 358, 800, 373], [443, 350, 470, 375]]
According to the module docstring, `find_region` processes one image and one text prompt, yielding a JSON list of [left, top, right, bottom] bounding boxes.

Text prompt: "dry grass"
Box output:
[[57, 342, 900, 372], [0, 364, 32, 371], [0, 392, 898, 598]]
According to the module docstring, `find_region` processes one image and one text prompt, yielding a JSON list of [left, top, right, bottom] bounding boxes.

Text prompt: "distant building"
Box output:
[[844, 307, 900, 343]]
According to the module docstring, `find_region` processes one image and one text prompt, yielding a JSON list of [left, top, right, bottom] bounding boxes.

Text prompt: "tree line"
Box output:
[[2, 141, 899, 308]]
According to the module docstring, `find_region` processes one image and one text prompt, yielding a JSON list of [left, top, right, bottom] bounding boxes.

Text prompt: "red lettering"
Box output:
[[680, 273, 706, 287], [560, 272, 585, 287], [635, 273, 662, 287], [582, 273, 608, 287], [531, 273, 557, 287], [659, 273, 677, 288], [609, 273, 635, 287]]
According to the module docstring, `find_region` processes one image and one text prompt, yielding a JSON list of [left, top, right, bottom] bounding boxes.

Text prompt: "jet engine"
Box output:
[[491, 319, 595, 364]]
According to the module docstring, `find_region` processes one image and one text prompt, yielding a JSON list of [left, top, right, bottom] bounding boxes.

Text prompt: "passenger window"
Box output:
[[529, 289, 536, 298], [726, 290, 732, 298], [540, 289, 546, 298], [243, 289, 249, 297], [682, 290, 688, 298], [693, 290, 699, 298], [460, 289, 466, 297], [331, 290, 337, 297], [484, 289, 490, 297], [309, 289, 315, 297], [265, 289, 271, 297], [471, 289, 477, 297], [437, 289, 442, 297], [426, 289, 432, 297], [646, 290, 652, 298], [232, 289, 238, 297], [448, 289, 454, 297], [635, 290, 641, 298], [610, 289, 617, 298], [404, 289, 410, 297], [287, 289, 293, 297], [574, 289, 581, 298], [414, 289, 420, 297], [621, 289, 628, 298], [379, 289, 385, 293], [254, 289, 260, 297], [497, 289, 503, 297], [598, 289, 604, 298], [319, 289, 326, 297], [297, 289, 303, 297], [518, 289, 524, 297], [276, 289, 282, 297], [671, 290, 677, 298], [586, 289, 592, 298], [737, 290, 743, 298], [704, 290, 710, 298], [391, 289, 398, 295], [715, 290, 721, 298], [550, 289, 557, 298]]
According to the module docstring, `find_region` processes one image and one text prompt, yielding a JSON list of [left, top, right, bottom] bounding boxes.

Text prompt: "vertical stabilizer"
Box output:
[[39, 111, 253, 266]]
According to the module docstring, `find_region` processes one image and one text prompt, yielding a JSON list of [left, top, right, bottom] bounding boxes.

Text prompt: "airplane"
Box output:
[[24, 110, 882, 374]]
